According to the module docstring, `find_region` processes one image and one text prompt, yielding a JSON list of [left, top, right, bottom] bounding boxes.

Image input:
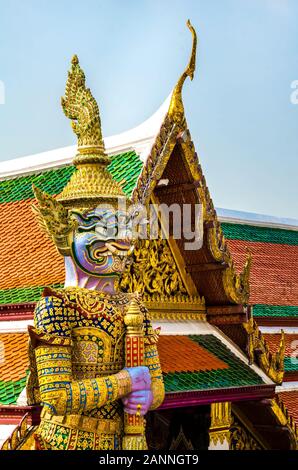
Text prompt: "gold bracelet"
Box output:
[[116, 370, 132, 397]]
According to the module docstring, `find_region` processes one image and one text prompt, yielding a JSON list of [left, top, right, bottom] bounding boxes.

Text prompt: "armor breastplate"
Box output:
[[71, 327, 125, 380]]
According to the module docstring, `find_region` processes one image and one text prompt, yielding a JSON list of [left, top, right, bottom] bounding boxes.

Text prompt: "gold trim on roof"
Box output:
[[271, 398, 298, 449], [144, 295, 206, 321], [243, 317, 285, 384]]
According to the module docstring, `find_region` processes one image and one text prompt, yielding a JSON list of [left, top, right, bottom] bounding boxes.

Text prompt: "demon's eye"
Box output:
[[77, 223, 97, 234]]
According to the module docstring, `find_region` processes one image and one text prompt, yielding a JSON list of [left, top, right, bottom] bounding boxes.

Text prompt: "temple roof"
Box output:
[[0, 324, 273, 408], [0, 148, 297, 312]]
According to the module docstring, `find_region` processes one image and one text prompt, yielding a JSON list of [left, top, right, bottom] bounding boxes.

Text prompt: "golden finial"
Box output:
[[124, 298, 144, 331], [57, 55, 125, 209], [61, 54, 106, 163], [168, 20, 197, 123]]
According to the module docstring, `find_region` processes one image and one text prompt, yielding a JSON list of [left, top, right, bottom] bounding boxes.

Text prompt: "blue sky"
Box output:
[[0, 0, 297, 218]]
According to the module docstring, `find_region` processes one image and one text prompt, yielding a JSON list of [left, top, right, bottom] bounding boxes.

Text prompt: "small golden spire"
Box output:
[[168, 20, 197, 123], [58, 55, 125, 209], [61, 54, 106, 163]]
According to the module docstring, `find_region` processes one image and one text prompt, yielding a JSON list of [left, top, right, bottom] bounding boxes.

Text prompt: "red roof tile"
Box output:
[[226, 239, 298, 306], [278, 391, 298, 425], [0, 333, 29, 382], [0, 199, 64, 290], [263, 333, 298, 356]]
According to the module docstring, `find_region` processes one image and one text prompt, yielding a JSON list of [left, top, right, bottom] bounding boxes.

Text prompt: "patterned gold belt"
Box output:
[[40, 409, 121, 434]]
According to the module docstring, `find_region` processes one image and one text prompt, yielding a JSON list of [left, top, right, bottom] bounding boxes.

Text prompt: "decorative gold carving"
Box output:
[[33, 55, 125, 242], [168, 20, 197, 123], [124, 298, 144, 335], [232, 404, 268, 449], [120, 239, 188, 297], [169, 426, 194, 450], [1, 414, 32, 450], [222, 250, 252, 304], [243, 318, 285, 384], [144, 296, 205, 321], [271, 397, 298, 449], [32, 184, 75, 256], [209, 403, 264, 450], [209, 402, 232, 446], [150, 193, 199, 297], [210, 402, 232, 429], [167, 236, 198, 296], [57, 160, 125, 209], [131, 116, 178, 206], [119, 236, 206, 320], [271, 398, 287, 426], [230, 418, 262, 450]]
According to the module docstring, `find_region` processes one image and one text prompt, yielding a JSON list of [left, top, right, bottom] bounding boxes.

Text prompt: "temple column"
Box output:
[[208, 402, 232, 450]]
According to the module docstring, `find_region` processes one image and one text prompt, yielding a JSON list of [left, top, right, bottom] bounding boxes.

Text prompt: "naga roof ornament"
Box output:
[[168, 19, 197, 123]]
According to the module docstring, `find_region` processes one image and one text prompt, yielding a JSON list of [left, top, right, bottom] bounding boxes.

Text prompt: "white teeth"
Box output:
[[105, 242, 117, 253]]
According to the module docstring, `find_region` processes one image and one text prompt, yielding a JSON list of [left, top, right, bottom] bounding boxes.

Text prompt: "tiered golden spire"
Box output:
[[58, 55, 125, 209]]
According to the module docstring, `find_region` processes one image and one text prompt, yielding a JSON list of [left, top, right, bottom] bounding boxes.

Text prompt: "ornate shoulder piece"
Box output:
[[32, 184, 76, 256], [168, 20, 198, 123], [28, 325, 72, 348]]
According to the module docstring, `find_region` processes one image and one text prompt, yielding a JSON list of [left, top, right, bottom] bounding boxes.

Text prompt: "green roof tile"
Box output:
[[253, 304, 298, 318], [163, 335, 264, 393], [107, 151, 143, 196], [222, 223, 298, 246], [0, 376, 27, 405], [0, 284, 63, 305], [0, 166, 76, 203], [0, 151, 143, 204], [284, 357, 298, 372]]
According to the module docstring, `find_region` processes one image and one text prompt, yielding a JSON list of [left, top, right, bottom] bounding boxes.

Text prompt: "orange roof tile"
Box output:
[[226, 239, 298, 306], [158, 335, 228, 373], [278, 391, 298, 425], [0, 199, 64, 290], [0, 333, 29, 382]]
